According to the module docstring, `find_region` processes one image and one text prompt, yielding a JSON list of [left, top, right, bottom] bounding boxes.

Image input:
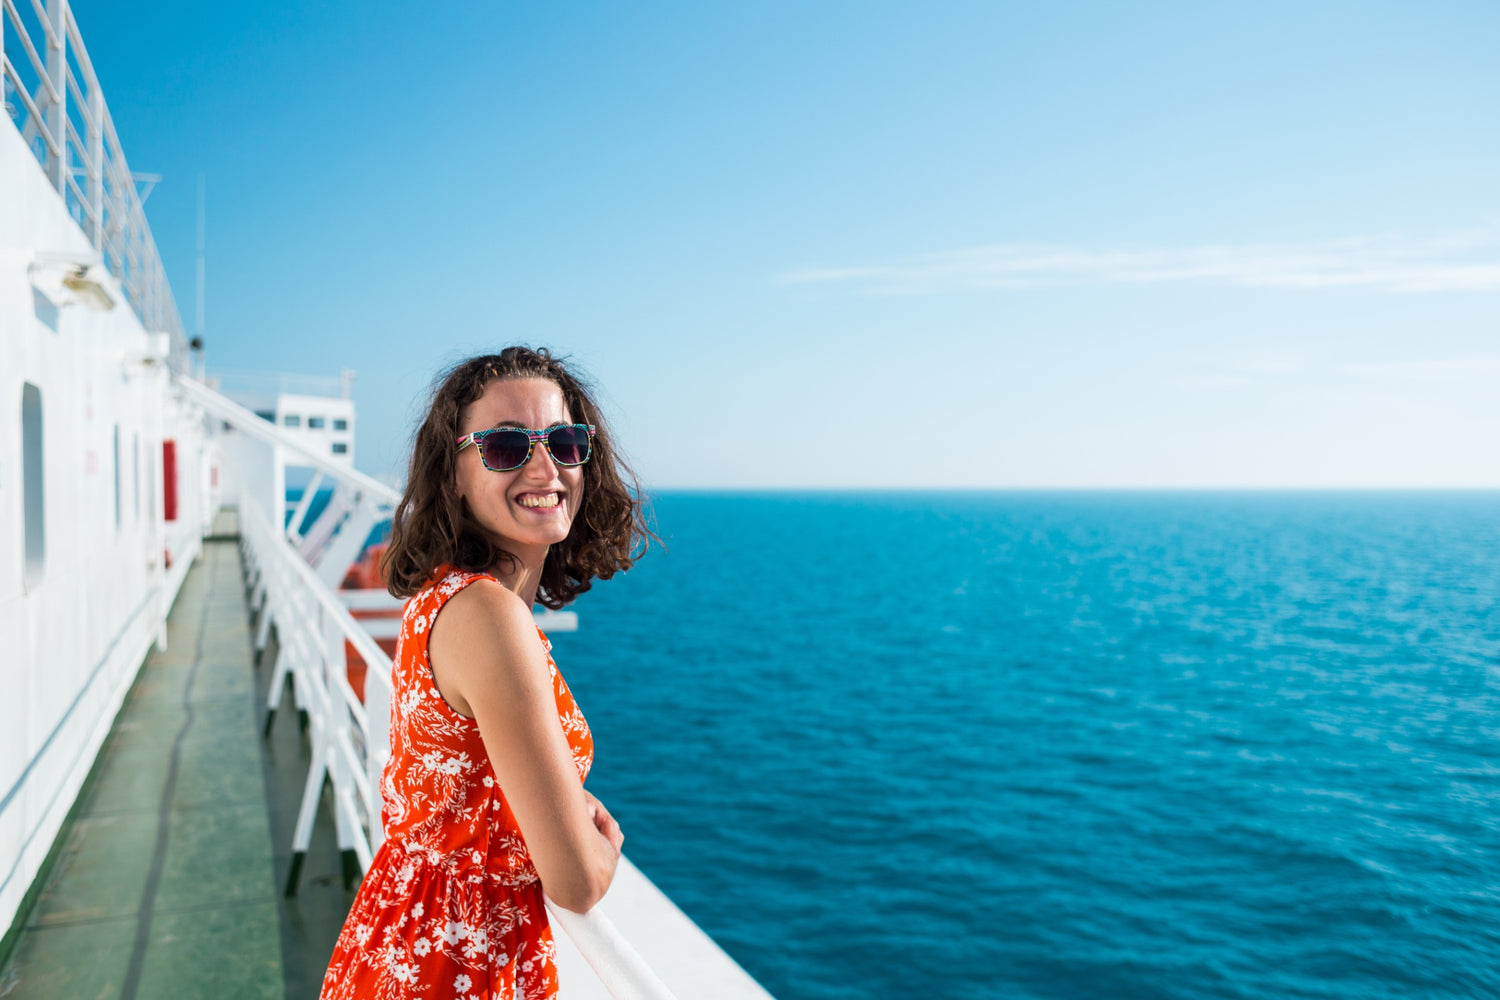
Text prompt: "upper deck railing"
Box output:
[[2, 0, 187, 367]]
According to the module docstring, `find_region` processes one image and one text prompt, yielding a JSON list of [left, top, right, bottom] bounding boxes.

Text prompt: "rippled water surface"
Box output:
[[550, 492, 1500, 1000]]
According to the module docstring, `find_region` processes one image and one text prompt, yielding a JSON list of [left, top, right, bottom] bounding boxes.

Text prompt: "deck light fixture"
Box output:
[[60, 266, 117, 312], [29, 253, 118, 312]]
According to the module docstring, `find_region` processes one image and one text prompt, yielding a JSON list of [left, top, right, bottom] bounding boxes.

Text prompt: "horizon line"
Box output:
[[638, 484, 1500, 493]]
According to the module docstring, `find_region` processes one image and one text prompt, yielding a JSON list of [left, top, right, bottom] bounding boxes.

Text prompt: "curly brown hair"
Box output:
[[381, 347, 655, 607]]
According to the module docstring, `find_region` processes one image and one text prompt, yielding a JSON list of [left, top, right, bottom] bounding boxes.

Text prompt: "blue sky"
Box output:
[[68, 0, 1500, 487]]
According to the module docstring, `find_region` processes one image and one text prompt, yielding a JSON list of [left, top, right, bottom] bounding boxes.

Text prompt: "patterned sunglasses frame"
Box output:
[[455, 423, 597, 472]]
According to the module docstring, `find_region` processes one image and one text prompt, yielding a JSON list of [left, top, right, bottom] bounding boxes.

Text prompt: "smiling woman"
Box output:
[[320, 347, 658, 999]]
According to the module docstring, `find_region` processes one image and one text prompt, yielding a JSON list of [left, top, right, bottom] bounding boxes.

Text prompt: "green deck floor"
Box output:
[[0, 514, 356, 999]]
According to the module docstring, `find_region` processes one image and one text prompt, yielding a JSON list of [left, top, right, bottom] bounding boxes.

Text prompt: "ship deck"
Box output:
[[0, 513, 353, 999]]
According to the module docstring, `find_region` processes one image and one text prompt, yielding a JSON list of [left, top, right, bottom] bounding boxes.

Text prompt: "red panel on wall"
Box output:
[[162, 439, 178, 521]]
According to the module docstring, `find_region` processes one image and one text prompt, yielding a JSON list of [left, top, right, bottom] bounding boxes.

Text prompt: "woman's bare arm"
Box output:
[[428, 579, 620, 912]]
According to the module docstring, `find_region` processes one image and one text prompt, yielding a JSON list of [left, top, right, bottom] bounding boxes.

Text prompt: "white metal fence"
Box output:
[[241, 497, 392, 881], [2, 0, 186, 362]]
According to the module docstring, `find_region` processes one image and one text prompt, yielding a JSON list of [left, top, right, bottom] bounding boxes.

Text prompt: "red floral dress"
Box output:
[[322, 568, 593, 1000]]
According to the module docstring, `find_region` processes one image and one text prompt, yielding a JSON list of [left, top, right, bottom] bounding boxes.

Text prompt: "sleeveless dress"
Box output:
[[322, 568, 593, 1000]]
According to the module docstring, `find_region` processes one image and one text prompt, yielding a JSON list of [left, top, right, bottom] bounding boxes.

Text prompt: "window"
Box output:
[[308, 416, 326, 429], [331, 442, 349, 455], [255, 410, 274, 422], [22, 383, 44, 588], [332, 418, 348, 431], [284, 414, 301, 427], [114, 425, 122, 529]]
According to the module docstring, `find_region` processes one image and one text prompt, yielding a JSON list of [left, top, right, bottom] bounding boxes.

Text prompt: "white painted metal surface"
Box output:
[[551, 858, 776, 1000], [0, 39, 212, 936]]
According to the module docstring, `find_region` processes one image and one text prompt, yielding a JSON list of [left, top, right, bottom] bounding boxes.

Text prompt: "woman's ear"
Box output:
[[451, 455, 468, 506]]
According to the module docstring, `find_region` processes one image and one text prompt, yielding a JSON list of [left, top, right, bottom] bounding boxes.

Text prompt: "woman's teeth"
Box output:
[[518, 493, 560, 508]]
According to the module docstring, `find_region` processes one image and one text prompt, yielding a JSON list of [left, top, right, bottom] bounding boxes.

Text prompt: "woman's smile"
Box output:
[[514, 490, 564, 510]]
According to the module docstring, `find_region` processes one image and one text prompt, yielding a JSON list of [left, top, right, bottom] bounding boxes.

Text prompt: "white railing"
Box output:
[[211, 369, 356, 402], [241, 498, 391, 881], [174, 373, 395, 502], [2, 0, 186, 363]]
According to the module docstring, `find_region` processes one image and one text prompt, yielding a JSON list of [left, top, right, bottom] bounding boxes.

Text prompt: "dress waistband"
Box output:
[[386, 836, 542, 890]]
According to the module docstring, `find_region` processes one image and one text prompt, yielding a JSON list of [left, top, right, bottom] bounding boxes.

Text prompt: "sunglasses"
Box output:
[[455, 423, 596, 472]]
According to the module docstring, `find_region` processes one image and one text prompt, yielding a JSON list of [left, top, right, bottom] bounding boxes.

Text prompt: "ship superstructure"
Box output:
[[215, 371, 359, 467], [2, 3, 772, 997]]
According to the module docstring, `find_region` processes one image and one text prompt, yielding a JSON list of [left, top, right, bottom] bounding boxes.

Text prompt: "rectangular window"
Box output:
[[332, 418, 348, 431], [284, 414, 301, 427], [22, 383, 44, 588], [255, 410, 275, 422], [331, 442, 349, 455], [114, 425, 122, 529], [308, 416, 326, 429]]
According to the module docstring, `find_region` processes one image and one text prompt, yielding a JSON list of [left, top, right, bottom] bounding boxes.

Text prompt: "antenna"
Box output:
[[196, 174, 206, 340]]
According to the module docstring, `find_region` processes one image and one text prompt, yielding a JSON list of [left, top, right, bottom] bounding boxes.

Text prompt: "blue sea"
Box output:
[[549, 492, 1500, 1000]]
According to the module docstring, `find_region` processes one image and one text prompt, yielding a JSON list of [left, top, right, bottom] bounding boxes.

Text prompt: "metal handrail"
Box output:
[[2, 60, 56, 158], [243, 498, 393, 678], [173, 374, 400, 504], [547, 903, 681, 1000], [241, 498, 388, 877], [4, 2, 56, 105], [2, 0, 186, 361]]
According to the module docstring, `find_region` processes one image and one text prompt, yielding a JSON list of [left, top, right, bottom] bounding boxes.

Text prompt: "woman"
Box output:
[[322, 347, 654, 999]]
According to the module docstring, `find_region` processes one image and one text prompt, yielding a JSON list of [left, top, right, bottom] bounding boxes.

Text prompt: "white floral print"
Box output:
[[321, 568, 592, 1000]]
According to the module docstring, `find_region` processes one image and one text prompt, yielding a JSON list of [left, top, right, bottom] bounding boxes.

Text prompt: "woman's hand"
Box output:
[[583, 789, 624, 855]]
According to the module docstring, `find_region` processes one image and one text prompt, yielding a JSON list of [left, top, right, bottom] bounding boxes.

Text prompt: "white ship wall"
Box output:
[[0, 118, 213, 936]]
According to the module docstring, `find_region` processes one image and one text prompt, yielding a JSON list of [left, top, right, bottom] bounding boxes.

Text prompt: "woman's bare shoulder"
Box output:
[[429, 577, 548, 713], [435, 575, 532, 632]]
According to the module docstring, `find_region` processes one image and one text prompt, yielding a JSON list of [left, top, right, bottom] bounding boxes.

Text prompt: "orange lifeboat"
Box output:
[[340, 541, 399, 702]]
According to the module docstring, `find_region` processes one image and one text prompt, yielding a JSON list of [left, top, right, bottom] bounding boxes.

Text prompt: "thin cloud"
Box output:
[[1176, 355, 1500, 389], [1171, 374, 1255, 389], [1338, 357, 1500, 380], [782, 229, 1500, 294], [1231, 353, 1309, 375]]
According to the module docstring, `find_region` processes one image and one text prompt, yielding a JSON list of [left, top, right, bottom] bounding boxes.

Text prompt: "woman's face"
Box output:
[[454, 377, 584, 559]]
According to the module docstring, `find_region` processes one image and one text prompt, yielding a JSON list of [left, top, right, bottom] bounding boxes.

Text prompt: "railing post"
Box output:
[[87, 84, 103, 248], [271, 442, 287, 534], [44, 0, 66, 193], [365, 669, 390, 853], [286, 469, 325, 542]]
